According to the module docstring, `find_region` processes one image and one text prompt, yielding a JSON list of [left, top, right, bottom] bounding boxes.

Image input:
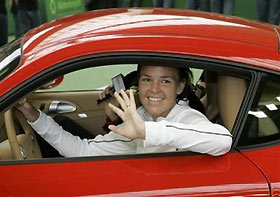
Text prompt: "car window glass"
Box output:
[[238, 73, 280, 146]]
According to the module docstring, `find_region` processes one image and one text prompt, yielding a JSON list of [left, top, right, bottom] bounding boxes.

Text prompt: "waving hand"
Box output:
[[108, 90, 146, 140]]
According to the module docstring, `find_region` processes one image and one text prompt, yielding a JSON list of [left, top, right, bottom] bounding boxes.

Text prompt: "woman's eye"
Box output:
[[141, 78, 151, 82], [161, 79, 171, 84]]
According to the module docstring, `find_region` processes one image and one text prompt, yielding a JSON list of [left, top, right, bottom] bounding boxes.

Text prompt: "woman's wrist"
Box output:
[[23, 109, 40, 122]]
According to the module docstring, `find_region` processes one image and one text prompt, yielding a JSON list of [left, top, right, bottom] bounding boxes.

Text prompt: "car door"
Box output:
[[236, 72, 280, 196], [0, 151, 270, 196], [0, 55, 271, 196]]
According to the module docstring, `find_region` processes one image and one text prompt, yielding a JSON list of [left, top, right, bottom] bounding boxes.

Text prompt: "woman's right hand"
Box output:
[[99, 85, 113, 100], [16, 99, 40, 122]]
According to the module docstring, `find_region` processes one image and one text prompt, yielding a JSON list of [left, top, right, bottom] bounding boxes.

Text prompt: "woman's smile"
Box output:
[[147, 96, 163, 102]]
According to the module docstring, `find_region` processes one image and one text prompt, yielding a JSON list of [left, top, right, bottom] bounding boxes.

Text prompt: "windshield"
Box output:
[[0, 38, 22, 81]]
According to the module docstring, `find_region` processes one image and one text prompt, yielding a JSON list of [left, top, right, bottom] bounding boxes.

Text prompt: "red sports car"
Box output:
[[0, 8, 279, 196]]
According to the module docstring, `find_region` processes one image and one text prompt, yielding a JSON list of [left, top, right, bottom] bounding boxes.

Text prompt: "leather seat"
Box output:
[[202, 71, 247, 132], [217, 75, 247, 131]]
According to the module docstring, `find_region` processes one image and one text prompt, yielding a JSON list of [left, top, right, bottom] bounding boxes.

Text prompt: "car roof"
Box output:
[[20, 8, 280, 72], [14, 8, 280, 73]]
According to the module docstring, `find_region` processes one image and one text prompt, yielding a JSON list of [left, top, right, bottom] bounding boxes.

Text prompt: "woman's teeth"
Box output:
[[148, 97, 163, 102]]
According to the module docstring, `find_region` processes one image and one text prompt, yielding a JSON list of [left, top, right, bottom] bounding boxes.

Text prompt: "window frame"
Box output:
[[236, 72, 280, 150], [0, 52, 256, 165]]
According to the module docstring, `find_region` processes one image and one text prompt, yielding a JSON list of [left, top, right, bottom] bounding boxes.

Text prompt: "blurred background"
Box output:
[[1, 0, 279, 46]]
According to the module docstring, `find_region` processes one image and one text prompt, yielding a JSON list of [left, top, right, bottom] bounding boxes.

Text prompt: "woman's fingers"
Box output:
[[108, 124, 124, 136], [120, 89, 131, 107], [108, 89, 145, 140], [108, 103, 125, 120], [129, 90, 136, 109], [110, 89, 136, 121], [99, 85, 113, 99], [99, 89, 105, 99], [114, 90, 127, 110], [105, 86, 110, 95]]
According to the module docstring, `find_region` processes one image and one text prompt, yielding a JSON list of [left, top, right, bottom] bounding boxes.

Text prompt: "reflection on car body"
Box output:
[[0, 8, 279, 196]]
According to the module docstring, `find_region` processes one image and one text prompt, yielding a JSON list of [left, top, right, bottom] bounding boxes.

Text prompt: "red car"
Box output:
[[0, 8, 279, 196]]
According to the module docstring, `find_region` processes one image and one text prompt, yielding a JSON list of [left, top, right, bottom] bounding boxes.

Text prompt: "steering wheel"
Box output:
[[4, 109, 42, 160]]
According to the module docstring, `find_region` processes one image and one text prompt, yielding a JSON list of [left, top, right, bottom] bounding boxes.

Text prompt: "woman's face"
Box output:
[[138, 66, 186, 120]]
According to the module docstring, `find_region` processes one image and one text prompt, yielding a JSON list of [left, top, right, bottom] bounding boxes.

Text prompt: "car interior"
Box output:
[[0, 61, 250, 161]]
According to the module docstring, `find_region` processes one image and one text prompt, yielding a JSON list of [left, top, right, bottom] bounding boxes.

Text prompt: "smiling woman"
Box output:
[[15, 62, 232, 159]]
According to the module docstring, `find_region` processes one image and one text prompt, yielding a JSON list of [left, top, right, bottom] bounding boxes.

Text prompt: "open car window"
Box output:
[[0, 58, 251, 162], [37, 66, 204, 93], [37, 64, 138, 92]]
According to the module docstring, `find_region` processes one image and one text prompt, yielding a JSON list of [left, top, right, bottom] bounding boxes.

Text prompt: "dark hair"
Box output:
[[176, 67, 193, 102], [136, 64, 193, 103]]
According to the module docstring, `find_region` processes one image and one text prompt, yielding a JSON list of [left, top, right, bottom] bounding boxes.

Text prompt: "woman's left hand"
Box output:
[[108, 89, 145, 139]]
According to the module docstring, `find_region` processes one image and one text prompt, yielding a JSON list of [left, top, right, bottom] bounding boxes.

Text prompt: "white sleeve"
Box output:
[[143, 111, 232, 156], [30, 111, 136, 157]]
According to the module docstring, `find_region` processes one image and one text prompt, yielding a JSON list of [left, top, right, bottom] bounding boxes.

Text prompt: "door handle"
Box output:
[[49, 101, 77, 114]]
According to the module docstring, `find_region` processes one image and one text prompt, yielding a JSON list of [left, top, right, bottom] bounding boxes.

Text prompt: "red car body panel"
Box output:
[[0, 153, 270, 196], [241, 146, 280, 196]]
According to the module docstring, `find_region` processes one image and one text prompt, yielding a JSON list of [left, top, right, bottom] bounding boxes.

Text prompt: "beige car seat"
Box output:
[[217, 75, 247, 131], [202, 71, 247, 132]]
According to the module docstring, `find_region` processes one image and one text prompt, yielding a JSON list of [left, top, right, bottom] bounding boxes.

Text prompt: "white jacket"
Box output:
[[30, 101, 232, 157]]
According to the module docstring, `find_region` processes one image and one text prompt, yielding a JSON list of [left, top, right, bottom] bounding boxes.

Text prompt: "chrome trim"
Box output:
[[49, 101, 77, 114]]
